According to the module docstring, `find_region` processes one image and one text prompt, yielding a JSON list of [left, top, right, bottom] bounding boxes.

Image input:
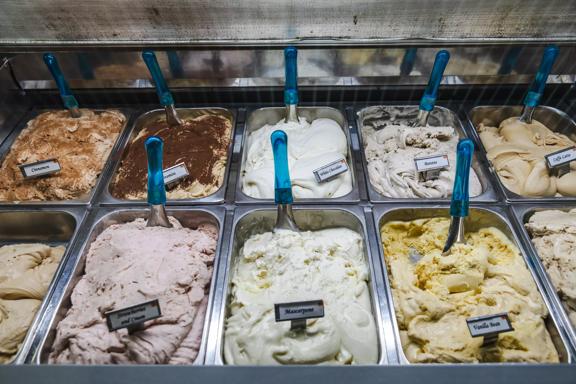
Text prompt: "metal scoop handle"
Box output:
[[145, 136, 171, 228], [43, 53, 80, 117], [272, 130, 298, 232]]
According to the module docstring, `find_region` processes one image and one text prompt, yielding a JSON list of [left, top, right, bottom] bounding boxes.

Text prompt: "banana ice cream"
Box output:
[[479, 117, 576, 197], [0, 109, 125, 201], [224, 228, 378, 365], [381, 217, 559, 363], [525, 209, 576, 327], [0, 243, 65, 363]]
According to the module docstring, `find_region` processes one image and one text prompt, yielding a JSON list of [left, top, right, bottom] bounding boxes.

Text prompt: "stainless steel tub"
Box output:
[[99, 108, 236, 205], [208, 205, 389, 365], [31, 206, 226, 365], [467, 105, 576, 202], [510, 204, 576, 353], [372, 205, 573, 364], [235, 107, 360, 204], [0, 207, 86, 364], [356, 105, 498, 203], [0, 109, 132, 206]]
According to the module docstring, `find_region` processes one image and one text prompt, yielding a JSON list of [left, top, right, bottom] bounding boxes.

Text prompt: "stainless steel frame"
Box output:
[[356, 105, 499, 203], [98, 108, 236, 206], [0, 206, 87, 364], [235, 107, 360, 204], [509, 204, 576, 352], [371, 204, 574, 364], [207, 205, 390, 365], [29, 206, 226, 365], [466, 105, 576, 202]]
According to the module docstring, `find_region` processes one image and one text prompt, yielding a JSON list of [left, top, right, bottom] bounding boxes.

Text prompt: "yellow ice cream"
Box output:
[[381, 217, 559, 363]]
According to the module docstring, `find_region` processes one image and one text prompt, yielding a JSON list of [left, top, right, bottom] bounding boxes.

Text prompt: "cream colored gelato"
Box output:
[[525, 209, 576, 327], [0, 243, 64, 363], [0, 109, 125, 201], [479, 117, 576, 197], [241, 117, 353, 199], [49, 217, 217, 364], [361, 118, 482, 198], [381, 217, 559, 363], [224, 228, 378, 365]]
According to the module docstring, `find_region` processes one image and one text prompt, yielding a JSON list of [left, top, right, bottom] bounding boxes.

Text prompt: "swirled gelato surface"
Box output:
[[526, 209, 576, 327], [0, 243, 64, 363], [49, 217, 217, 364], [479, 117, 576, 197], [0, 109, 125, 201], [241, 117, 352, 199], [381, 217, 559, 363], [224, 228, 378, 365]]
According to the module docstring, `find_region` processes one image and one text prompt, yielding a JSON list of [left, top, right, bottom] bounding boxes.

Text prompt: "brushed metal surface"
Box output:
[[372, 205, 573, 364], [356, 105, 499, 203], [235, 107, 360, 204], [207, 205, 390, 365], [31, 206, 226, 365], [0, 207, 87, 364], [1, 1, 576, 47], [467, 105, 576, 202]]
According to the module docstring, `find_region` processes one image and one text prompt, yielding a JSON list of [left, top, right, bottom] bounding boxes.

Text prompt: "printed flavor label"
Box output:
[[19, 159, 61, 179], [545, 146, 576, 169], [274, 300, 324, 322], [313, 158, 349, 183], [414, 154, 450, 172], [466, 313, 513, 338], [163, 163, 189, 185], [105, 299, 162, 332]]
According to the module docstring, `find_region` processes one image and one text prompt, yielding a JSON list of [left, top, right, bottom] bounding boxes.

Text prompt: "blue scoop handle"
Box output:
[[271, 130, 293, 204], [419, 50, 450, 112], [400, 48, 417, 76], [145, 136, 167, 206], [284, 46, 299, 106], [498, 46, 522, 75], [142, 50, 175, 107], [167, 51, 184, 78], [523, 45, 559, 108], [450, 139, 474, 218], [43, 53, 79, 111]]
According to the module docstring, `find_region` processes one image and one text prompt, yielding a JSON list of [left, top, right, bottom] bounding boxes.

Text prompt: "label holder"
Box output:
[[414, 154, 450, 181], [274, 299, 324, 331], [19, 159, 61, 179], [163, 162, 190, 187], [466, 312, 513, 347], [545, 146, 576, 177], [313, 158, 349, 183], [105, 299, 162, 333]]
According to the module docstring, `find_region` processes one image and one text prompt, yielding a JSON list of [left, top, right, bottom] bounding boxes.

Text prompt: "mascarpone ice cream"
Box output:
[[0, 109, 125, 201], [241, 117, 352, 199], [0, 243, 65, 363], [49, 217, 217, 364], [525, 209, 576, 327], [381, 217, 559, 363], [111, 112, 232, 200], [479, 117, 576, 197], [224, 228, 378, 365], [361, 108, 482, 198]]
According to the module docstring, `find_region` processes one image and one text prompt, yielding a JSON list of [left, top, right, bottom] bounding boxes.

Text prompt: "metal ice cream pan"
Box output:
[[372, 204, 573, 364], [467, 105, 576, 203], [98, 108, 236, 206], [0, 108, 133, 206], [0, 106, 30, 151], [510, 203, 576, 353], [0, 207, 87, 364], [356, 105, 499, 203], [30, 206, 226, 365], [207, 205, 389, 365], [235, 107, 361, 204]]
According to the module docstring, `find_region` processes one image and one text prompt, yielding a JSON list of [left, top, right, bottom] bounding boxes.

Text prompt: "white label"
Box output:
[[275, 300, 324, 322], [163, 163, 189, 185], [545, 146, 576, 169], [414, 154, 450, 172], [313, 158, 349, 183], [19, 159, 61, 179], [466, 313, 513, 337], [105, 299, 162, 332]]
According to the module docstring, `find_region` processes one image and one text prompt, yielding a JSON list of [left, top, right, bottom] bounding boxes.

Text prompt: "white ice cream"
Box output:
[[241, 117, 353, 199]]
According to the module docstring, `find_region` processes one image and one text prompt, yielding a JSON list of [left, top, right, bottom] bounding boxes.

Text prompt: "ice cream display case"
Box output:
[[2, 1, 576, 383]]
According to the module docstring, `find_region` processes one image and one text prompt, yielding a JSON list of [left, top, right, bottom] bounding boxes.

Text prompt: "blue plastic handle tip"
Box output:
[[271, 130, 293, 204], [450, 139, 474, 218], [142, 50, 175, 107], [284, 46, 299, 106], [420, 50, 450, 112], [145, 136, 167, 206], [43, 53, 79, 111], [523, 45, 559, 108]]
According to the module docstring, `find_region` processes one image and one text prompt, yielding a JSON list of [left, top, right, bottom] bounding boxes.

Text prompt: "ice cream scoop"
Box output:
[[145, 136, 171, 228], [271, 130, 299, 232], [43, 53, 81, 118], [411, 50, 450, 127], [284, 46, 299, 123], [142, 50, 183, 127], [518, 45, 559, 124], [443, 139, 474, 255]]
